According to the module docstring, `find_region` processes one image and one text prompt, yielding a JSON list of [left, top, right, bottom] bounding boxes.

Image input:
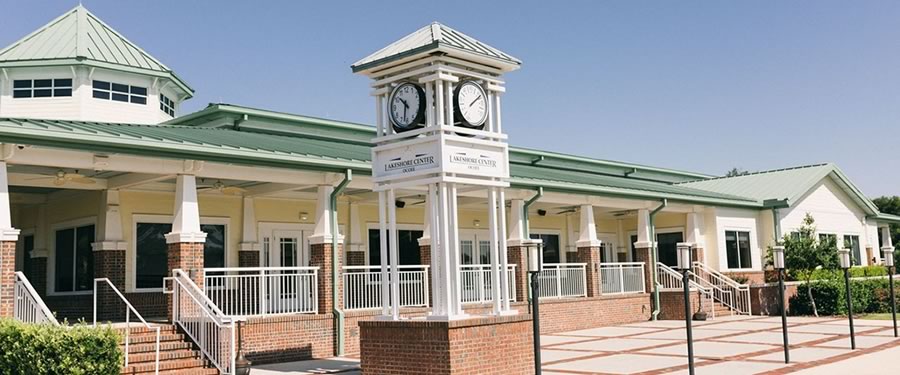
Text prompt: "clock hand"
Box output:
[[469, 96, 482, 107]]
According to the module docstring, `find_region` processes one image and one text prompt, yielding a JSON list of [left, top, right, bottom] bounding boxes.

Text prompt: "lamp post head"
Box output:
[[773, 245, 785, 270], [838, 247, 851, 269], [527, 241, 543, 273], [883, 246, 895, 268], [676, 242, 692, 270]]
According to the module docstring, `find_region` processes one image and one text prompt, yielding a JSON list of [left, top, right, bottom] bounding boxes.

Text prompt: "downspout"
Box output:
[[649, 199, 668, 321], [523, 187, 543, 307], [331, 170, 352, 357], [772, 208, 782, 243]]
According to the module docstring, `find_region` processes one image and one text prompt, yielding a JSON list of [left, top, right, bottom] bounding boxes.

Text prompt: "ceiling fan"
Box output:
[[199, 180, 248, 196], [27, 170, 96, 186]]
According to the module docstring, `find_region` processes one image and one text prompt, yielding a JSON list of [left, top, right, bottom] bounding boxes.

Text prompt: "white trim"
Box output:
[[721, 228, 755, 271], [48, 216, 97, 296], [129, 214, 231, 293]]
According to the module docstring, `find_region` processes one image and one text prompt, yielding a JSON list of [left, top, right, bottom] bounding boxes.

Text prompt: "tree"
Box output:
[[776, 213, 839, 317], [725, 168, 750, 177], [873, 196, 900, 264]]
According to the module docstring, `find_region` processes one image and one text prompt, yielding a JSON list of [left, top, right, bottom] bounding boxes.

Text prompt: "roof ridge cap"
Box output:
[[676, 163, 832, 184]]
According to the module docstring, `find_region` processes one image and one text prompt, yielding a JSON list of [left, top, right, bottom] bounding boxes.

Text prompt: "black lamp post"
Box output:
[[883, 246, 897, 338], [527, 242, 543, 375], [838, 247, 855, 350], [773, 245, 789, 363], [676, 242, 695, 375]]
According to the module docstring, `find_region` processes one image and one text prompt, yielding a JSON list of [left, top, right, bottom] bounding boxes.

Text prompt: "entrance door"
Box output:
[[265, 230, 309, 312], [459, 232, 491, 265], [630, 232, 684, 267]]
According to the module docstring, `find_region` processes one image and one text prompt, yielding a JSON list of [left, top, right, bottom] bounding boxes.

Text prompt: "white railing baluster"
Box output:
[[12, 272, 57, 326], [170, 269, 235, 374]]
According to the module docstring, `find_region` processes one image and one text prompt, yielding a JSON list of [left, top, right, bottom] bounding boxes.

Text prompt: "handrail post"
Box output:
[[259, 269, 266, 316], [93, 279, 98, 326]]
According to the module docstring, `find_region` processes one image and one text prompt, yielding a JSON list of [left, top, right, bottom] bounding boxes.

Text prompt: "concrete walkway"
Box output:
[[251, 315, 899, 374]]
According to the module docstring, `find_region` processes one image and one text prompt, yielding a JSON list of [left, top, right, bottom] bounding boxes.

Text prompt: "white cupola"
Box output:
[[0, 5, 192, 124]]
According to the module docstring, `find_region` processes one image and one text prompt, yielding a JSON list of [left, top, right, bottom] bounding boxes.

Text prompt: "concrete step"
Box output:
[[121, 332, 186, 345], [124, 341, 194, 354], [127, 349, 199, 364]]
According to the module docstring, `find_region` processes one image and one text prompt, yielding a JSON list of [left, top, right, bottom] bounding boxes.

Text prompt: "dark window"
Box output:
[[130, 86, 147, 96], [22, 235, 35, 282], [530, 233, 561, 264], [135, 222, 226, 289], [159, 94, 175, 116], [93, 80, 110, 90], [92, 80, 146, 105], [13, 78, 72, 98], [818, 233, 837, 248], [844, 235, 861, 266], [111, 83, 129, 93], [112, 93, 129, 102], [725, 230, 752, 269], [54, 224, 95, 292], [93, 90, 110, 99], [202, 224, 226, 268], [657, 232, 685, 267], [368, 229, 423, 266], [130, 96, 147, 104]]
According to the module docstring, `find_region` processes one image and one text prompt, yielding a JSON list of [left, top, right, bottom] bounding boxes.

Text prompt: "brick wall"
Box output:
[[241, 313, 335, 364], [751, 283, 797, 316], [507, 247, 529, 302], [309, 243, 341, 313], [359, 315, 534, 375], [238, 250, 260, 267], [167, 242, 204, 287], [657, 290, 713, 320], [576, 247, 601, 297], [94, 249, 126, 320], [345, 251, 365, 266], [723, 271, 766, 285], [634, 247, 654, 293], [0, 241, 17, 317]]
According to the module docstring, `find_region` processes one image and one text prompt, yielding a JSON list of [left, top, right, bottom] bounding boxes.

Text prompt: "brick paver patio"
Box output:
[[252, 315, 900, 374]]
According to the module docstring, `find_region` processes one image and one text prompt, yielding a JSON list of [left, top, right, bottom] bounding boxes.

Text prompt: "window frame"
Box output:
[[724, 229, 753, 270], [843, 234, 862, 266], [130, 214, 230, 292], [364, 223, 423, 266], [159, 93, 176, 117], [12, 78, 73, 98], [48, 217, 97, 296], [529, 229, 563, 265], [92, 80, 147, 105]]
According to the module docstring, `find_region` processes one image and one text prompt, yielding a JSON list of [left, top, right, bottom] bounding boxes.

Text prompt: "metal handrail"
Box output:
[[169, 269, 236, 374], [93, 278, 160, 374], [13, 272, 58, 325], [657, 263, 717, 319], [692, 261, 752, 315]]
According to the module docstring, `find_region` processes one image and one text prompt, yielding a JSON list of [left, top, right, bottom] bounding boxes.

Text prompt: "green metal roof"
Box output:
[[0, 117, 759, 207], [351, 22, 521, 73], [168, 103, 711, 184], [678, 163, 881, 214], [0, 5, 192, 96]]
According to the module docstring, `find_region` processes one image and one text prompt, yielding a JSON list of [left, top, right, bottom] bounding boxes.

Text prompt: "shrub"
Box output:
[[790, 277, 899, 316], [0, 319, 122, 375], [790, 266, 887, 282]]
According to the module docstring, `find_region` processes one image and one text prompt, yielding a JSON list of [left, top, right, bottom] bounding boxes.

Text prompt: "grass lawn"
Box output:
[[859, 313, 897, 320]]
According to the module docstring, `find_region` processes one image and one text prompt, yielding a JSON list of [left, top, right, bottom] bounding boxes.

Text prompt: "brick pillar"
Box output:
[[94, 248, 126, 321], [346, 251, 366, 266], [692, 247, 705, 263], [419, 245, 432, 306], [238, 250, 260, 267], [507, 246, 529, 302], [167, 242, 204, 321], [634, 247, 654, 295], [576, 247, 602, 297], [310, 243, 341, 313], [0, 240, 15, 318]]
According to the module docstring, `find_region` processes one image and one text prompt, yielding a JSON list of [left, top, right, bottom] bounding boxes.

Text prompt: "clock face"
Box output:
[[454, 81, 488, 128], [389, 83, 425, 132]]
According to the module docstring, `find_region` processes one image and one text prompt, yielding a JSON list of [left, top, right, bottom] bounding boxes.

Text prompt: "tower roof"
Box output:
[[352, 22, 521, 73], [0, 5, 192, 96]]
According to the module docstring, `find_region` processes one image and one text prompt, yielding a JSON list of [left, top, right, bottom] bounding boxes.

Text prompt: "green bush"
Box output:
[[790, 277, 899, 316], [0, 319, 123, 375], [790, 266, 888, 282]]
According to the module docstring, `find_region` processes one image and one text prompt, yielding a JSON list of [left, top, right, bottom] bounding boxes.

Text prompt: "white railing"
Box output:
[[538, 263, 587, 299], [93, 278, 160, 374], [599, 262, 646, 295], [657, 263, 716, 319], [343, 265, 430, 310], [459, 264, 518, 304], [168, 269, 236, 375], [13, 272, 57, 325], [692, 261, 752, 315], [203, 267, 318, 317]]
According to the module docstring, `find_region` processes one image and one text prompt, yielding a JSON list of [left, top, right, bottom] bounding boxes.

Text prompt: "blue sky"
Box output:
[[2, 1, 898, 196]]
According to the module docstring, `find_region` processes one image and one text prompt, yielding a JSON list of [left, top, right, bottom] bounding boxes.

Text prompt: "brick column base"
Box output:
[[239, 250, 260, 267], [346, 251, 366, 266], [576, 247, 602, 297], [658, 289, 712, 320], [565, 251, 578, 263], [0, 241, 15, 318], [692, 247, 705, 263], [359, 315, 535, 374], [167, 242, 204, 321], [94, 249, 126, 321], [419, 245, 432, 306], [634, 247, 654, 296], [310, 243, 341, 312], [507, 247, 529, 303]]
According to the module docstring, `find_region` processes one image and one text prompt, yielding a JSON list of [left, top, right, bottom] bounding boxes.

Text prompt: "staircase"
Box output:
[[118, 325, 218, 375]]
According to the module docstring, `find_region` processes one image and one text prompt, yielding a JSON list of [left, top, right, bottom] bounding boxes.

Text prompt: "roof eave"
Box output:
[[351, 41, 521, 75]]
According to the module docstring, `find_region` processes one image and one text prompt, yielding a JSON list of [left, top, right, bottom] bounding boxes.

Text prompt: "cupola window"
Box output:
[[159, 94, 175, 117], [13, 79, 72, 98], [92, 80, 147, 104]]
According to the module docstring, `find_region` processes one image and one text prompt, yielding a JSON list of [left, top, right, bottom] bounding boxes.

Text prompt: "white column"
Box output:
[[883, 226, 894, 248], [497, 189, 512, 312], [164, 175, 205, 244], [418, 192, 432, 246], [508, 199, 526, 246], [388, 189, 400, 320], [239, 197, 258, 251], [428, 183, 444, 316], [686, 212, 704, 249], [634, 209, 652, 249], [309, 185, 342, 245], [92, 190, 126, 251], [348, 202, 363, 253], [576, 205, 602, 248], [488, 188, 502, 314], [448, 183, 462, 316], [0, 162, 18, 241], [378, 191, 390, 317], [565, 213, 577, 260], [616, 219, 627, 260], [32, 205, 48, 258]]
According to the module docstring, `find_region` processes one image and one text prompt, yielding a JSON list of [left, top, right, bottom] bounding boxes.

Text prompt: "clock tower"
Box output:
[[353, 22, 521, 321]]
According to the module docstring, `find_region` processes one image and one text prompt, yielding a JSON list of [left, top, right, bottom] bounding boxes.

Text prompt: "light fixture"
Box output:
[[527, 242, 542, 273], [838, 248, 851, 269], [473, 220, 481, 228], [773, 245, 785, 270], [537, 209, 547, 217], [676, 242, 692, 270], [884, 246, 895, 268], [299, 212, 309, 221], [395, 200, 406, 209]]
